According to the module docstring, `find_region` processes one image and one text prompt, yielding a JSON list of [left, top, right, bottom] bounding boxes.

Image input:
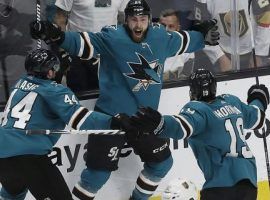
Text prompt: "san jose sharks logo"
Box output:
[[124, 53, 162, 91]]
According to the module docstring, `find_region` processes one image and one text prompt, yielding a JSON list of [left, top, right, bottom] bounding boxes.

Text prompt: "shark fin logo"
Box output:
[[124, 53, 162, 91]]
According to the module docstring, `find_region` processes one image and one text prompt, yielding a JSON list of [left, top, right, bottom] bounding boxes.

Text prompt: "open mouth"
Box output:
[[134, 29, 143, 37]]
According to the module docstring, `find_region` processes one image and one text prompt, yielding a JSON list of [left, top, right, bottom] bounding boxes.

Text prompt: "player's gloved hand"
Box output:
[[131, 107, 165, 136], [54, 50, 72, 83], [247, 84, 269, 110], [59, 50, 72, 72], [111, 113, 140, 140], [29, 20, 65, 45], [191, 19, 220, 46]]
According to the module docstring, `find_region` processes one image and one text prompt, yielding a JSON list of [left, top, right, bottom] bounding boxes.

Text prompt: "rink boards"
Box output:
[[1, 76, 270, 200]]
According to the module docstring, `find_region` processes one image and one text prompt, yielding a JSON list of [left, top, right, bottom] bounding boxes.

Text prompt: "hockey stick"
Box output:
[[261, 126, 270, 190], [36, 0, 41, 49], [248, 0, 259, 85], [26, 129, 125, 135], [248, 0, 270, 189]]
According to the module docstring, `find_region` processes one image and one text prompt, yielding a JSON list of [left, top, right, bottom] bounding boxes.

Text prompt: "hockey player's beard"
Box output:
[[131, 30, 146, 43], [125, 25, 148, 43]]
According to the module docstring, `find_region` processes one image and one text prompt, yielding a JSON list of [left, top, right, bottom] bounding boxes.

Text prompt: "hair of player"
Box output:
[[159, 9, 179, 19]]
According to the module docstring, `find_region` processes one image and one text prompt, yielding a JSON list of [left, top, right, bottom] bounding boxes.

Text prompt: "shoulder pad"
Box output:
[[196, 0, 207, 3], [152, 22, 162, 28], [181, 101, 206, 114], [104, 24, 118, 30], [44, 81, 70, 93], [220, 94, 239, 100], [220, 94, 230, 98], [219, 94, 242, 105]]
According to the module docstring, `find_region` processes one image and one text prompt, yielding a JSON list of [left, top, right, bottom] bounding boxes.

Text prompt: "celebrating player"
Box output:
[[29, 0, 220, 199], [130, 68, 269, 200], [0, 49, 129, 200]]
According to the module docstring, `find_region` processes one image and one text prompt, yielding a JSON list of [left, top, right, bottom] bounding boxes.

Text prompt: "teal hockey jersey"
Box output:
[[0, 75, 112, 157], [60, 24, 205, 115], [161, 94, 265, 189]]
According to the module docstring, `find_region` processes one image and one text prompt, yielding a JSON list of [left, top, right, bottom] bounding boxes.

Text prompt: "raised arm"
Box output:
[[29, 21, 93, 60]]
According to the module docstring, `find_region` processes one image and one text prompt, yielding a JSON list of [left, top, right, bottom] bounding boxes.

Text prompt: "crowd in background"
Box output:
[[1, 0, 270, 102]]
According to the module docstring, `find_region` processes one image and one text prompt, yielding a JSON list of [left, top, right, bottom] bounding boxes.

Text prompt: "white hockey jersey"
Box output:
[[55, 0, 129, 32], [195, 0, 254, 55]]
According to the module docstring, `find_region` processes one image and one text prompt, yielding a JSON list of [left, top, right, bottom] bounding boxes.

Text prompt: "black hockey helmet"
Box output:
[[189, 68, 217, 101], [25, 49, 60, 79], [124, 0, 151, 19]]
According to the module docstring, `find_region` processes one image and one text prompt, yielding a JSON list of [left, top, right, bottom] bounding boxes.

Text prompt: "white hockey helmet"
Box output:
[[162, 178, 198, 200]]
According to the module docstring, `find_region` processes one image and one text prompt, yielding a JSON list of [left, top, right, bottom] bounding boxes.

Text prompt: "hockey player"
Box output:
[[29, 0, 220, 199], [0, 49, 128, 200], [130, 69, 269, 200]]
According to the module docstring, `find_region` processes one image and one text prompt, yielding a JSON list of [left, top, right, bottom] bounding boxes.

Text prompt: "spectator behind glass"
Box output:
[[0, 0, 38, 105], [193, 0, 270, 71], [53, 0, 129, 92], [252, 0, 270, 67], [160, 9, 195, 81]]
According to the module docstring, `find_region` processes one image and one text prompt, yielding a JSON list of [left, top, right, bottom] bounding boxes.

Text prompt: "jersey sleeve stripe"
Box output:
[[76, 111, 94, 130], [78, 35, 84, 57], [173, 114, 193, 138], [177, 31, 190, 55], [68, 107, 88, 129], [72, 108, 90, 129], [250, 105, 265, 130], [79, 32, 94, 60]]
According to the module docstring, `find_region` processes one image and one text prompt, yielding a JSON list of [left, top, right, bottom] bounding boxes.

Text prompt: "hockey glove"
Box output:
[[247, 84, 269, 110], [111, 113, 140, 140], [29, 21, 65, 45], [131, 107, 165, 136], [191, 19, 220, 46], [54, 50, 72, 83]]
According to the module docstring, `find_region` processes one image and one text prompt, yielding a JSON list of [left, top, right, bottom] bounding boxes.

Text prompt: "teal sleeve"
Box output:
[[185, 31, 205, 53], [159, 115, 185, 140], [166, 31, 205, 57], [242, 99, 265, 129], [79, 111, 113, 130], [249, 99, 265, 111], [60, 32, 82, 56]]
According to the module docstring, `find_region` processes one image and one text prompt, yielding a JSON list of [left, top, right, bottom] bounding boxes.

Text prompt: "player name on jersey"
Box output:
[[213, 105, 241, 118], [14, 79, 39, 91]]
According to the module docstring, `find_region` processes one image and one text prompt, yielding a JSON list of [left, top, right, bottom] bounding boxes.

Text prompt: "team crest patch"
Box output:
[[219, 9, 248, 37], [124, 53, 162, 91]]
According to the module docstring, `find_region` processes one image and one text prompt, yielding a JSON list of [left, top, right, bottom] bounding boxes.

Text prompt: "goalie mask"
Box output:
[[25, 49, 60, 79], [162, 178, 198, 200], [189, 68, 216, 101]]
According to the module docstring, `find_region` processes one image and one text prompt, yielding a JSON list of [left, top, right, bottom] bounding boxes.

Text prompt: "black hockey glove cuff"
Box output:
[[131, 107, 165, 136], [247, 84, 269, 110], [59, 50, 72, 72], [111, 113, 140, 140], [191, 19, 220, 46], [29, 21, 65, 45], [54, 50, 72, 83]]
